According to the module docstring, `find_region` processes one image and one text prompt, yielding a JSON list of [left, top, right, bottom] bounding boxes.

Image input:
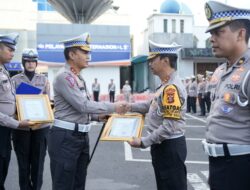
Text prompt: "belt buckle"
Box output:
[[208, 143, 218, 157], [78, 125, 86, 133], [202, 140, 218, 157]]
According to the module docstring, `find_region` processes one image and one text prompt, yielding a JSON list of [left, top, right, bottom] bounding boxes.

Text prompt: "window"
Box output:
[[172, 19, 176, 33], [180, 20, 184, 33], [163, 19, 168, 33], [32, 0, 54, 11]]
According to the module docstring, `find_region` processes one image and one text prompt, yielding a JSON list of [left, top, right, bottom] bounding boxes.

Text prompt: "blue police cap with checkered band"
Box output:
[[0, 33, 19, 50], [148, 40, 181, 60], [22, 48, 38, 61], [205, 1, 250, 33], [60, 33, 91, 52]]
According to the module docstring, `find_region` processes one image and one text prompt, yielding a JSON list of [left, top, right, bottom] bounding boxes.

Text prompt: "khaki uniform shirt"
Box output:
[[53, 65, 115, 124], [206, 50, 250, 144], [131, 72, 186, 147], [0, 65, 19, 128], [11, 72, 50, 130]]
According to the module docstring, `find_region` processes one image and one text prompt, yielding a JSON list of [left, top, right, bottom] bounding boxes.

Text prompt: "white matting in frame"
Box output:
[[16, 94, 54, 123], [100, 114, 144, 141]]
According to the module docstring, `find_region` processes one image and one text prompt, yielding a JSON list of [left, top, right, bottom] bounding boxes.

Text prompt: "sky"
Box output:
[[112, 0, 250, 34]]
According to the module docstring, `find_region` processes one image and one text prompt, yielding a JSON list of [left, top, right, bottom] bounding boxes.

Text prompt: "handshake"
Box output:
[[114, 102, 131, 115]]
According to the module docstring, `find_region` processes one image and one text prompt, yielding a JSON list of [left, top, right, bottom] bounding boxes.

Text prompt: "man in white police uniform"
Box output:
[[202, 1, 250, 189], [128, 40, 187, 190], [48, 33, 125, 190]]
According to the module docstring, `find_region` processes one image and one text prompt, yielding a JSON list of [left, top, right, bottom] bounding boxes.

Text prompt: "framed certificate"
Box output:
[[16, 94, 54, 124], [100, 114, 144, 141]]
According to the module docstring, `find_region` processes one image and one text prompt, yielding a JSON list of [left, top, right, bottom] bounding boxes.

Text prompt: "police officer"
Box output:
[[108, 78, 116, 102], [204, 71, 213, 113], [185, 77, 191, 113], [11, 48, 50, 190], [92, 78, 100, 101], [0, 33, 30, 190], [197, 74, 206, 116], [128, 40, 187, 190], [47, 33, 125, 190], [202, 1, 250, 190], [188, 75, 197, 113]]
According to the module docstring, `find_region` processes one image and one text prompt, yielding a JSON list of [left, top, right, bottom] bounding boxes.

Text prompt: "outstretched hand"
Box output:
[[115, 102, 131, 114]]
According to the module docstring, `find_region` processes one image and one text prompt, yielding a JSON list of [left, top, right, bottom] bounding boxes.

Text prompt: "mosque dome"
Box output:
[[160, 0, 192, 15]]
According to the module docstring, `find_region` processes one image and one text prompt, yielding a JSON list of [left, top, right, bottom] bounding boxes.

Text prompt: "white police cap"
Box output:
[[148, 40, 182, 60], [206, 70, 213, 76], [22, 48, 38, 61], [205, 1, 250, 33], [0, 33, 19, 50], [60, 33, 91, 52]]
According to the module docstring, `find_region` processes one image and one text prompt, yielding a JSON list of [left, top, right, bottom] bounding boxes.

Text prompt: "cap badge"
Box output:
[[205, 3, 212, 20]]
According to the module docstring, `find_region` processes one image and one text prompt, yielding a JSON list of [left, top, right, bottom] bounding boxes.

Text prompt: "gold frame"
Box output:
[[100, 114, 144, 141], [16, 94, 54, 124]]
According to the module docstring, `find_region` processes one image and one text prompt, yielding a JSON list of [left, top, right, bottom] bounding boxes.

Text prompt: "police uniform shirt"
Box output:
[[206, 49, 250, 144], [108, 83, 115, 92], [197, 81, 206, 95], [188, 81, 198, 97], [131, 72, 187, 147], [0, 65, 19, 128], [11, 72, 50, 130], [53, 65, 115, 123], [92, 83, 100, 92]]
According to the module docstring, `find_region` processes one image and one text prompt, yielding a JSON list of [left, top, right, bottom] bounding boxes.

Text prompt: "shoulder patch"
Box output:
[[161, 84, 182, 119], [65, 75, 76, 88]]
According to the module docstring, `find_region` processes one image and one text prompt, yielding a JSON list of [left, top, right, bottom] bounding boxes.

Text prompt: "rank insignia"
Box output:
[[231, 74, 241, 82]]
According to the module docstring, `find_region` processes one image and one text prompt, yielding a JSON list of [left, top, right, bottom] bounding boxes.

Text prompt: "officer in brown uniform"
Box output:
[[202, 1, 250, 190], [11, 48, 50, 190], [47, 33, 125, 190], [128, 40, 187, 190], [0, 33, 30, 190]]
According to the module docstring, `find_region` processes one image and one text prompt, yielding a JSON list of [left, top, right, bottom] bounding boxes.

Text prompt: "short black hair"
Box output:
[[229, 19, 250, 44], [159, 54, 178, 70]]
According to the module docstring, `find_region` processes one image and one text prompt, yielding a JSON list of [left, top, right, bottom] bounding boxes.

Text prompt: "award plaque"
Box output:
[[16, 94, 54, 124], [100, 114, 144, 141]]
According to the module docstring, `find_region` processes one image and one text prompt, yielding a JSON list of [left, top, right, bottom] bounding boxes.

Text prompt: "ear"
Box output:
[[68, 51, 75, 60], [237, 28, 246, 42]]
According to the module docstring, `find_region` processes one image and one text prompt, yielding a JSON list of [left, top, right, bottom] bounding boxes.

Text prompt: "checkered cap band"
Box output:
[[64, 40, 88, 48], [150, 47, 179, 54], [210, 10, 250, 21]]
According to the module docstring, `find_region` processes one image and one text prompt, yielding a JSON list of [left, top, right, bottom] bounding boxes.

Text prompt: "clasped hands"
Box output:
[[114, 102, 131, 115]]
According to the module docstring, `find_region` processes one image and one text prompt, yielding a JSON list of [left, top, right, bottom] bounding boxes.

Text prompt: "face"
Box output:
[[209, 25, 239, 58], [71, 49, 89, 70], [148, 56, 166, 76], [24, 61, 37, 72], [0, 44, 15, 64]]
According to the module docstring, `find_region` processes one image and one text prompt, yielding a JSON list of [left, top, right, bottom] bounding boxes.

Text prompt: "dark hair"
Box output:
[[159, 54, 178, 70], [229, 19, 250, 43], [64, 47, 80, 60]]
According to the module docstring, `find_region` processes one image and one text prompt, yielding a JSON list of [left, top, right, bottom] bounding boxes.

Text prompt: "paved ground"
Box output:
[[6, 113, 209, 190]]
